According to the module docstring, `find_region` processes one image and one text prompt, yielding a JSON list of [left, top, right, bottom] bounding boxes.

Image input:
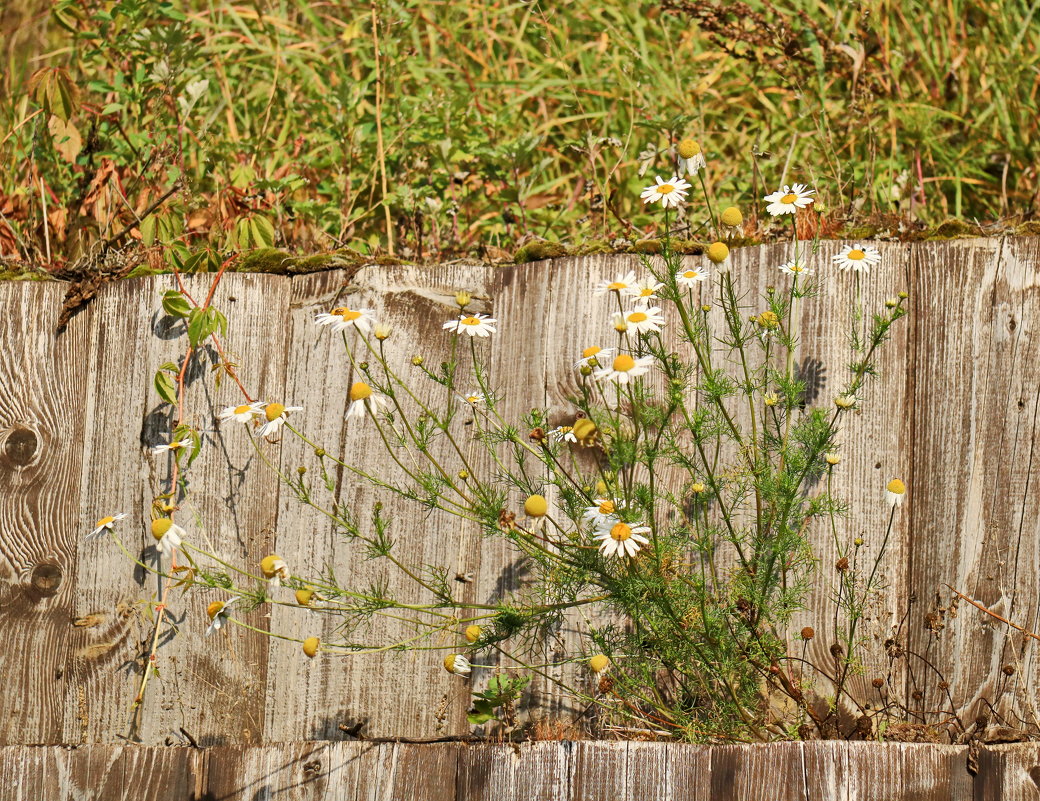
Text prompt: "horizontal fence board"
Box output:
[[0, 241, 1039, 746]]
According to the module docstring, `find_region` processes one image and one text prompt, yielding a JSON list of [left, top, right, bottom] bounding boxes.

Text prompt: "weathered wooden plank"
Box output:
[[67, 273, 286, 745], [907, 238, 1040, 730], [0, 282, 90, 745], [973, 743, 1040, 801], [841, 741, 973, 801]]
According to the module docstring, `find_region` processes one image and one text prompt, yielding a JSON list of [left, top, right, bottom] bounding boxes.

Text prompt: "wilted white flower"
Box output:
[[575, 345, 614, 369], [346, 382, 388, 420], [205, 598, 237, 637], [87, 512, 127, 541], [885, 478, 906, 508], [257, 402, 303, 438], [443, 654, 472, 676]]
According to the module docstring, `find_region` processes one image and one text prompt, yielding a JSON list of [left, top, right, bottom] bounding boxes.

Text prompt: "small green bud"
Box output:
[[314, 447, 326, 457]]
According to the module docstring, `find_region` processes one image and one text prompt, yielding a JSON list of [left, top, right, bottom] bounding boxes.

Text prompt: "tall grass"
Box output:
[[2, 0, 1038, 265]]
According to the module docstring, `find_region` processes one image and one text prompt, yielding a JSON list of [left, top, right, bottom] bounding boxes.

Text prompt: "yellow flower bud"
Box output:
[[302, 637, 320, 658], [589, 654, 610, 674], [691, 482, 707, 494], [295, 589, 314, 606], [825, 453, 840, 465], [524, 494, 548, 517], [465, 625, 482, 643], [455, 291, 472, 309]]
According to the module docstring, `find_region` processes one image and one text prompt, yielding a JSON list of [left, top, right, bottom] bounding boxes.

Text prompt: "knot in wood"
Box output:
[[3, 426, 40, 467], [30, 562, 63, 597]]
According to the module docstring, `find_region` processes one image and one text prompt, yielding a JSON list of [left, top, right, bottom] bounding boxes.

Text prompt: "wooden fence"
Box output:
[[3, 741, 1040, 800], [1, 239, 1039, 752]]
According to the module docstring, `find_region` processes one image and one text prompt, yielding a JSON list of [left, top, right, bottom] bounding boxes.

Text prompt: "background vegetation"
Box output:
[[2, 0, 1039, 269]]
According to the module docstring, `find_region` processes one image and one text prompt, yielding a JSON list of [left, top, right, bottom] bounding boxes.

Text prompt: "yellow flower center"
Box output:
[[628, 311, 648, 323], [340, 309, 362, 321], [613, 354, 636, 372], [848, 249, 866, 260], [233, 404, 251, 415], [349, 382, 372, 402], [781, 193, 799, 204], [582, 346, 601, 358], [887, 479, 906, 495], [461, 316, 481, 326], [260, 555, 283, 577], [791, 264, 804, 272], [265, 403, 285, 421], [151, 518, 172, 539], [598, 500, 615, 514], [639, 288, 654, 297], [683, 270, 698, 279], [207, 601, 225, 620], [466, 395, 480, 404], [610, 522, 632, 542], [589, 653, 611, 673], [607, 282, 626, 291], [658, 184, 675, 195], [678, 139, 701, 159], [95, 516, 115, 527]]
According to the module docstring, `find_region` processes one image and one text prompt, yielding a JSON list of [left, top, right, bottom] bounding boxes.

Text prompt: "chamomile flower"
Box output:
[[594, 353, 655, 384], [346, 382, 387, 420], [675, 267, 709, 288], [594, 271, 638, 296], [833, 244, 882, 273], [314, 306, 375, 334], [575, 346, 614, 369], [257, 402, 303, 438], [205, 598, 237, 637], [217, 401, 266, 424], [615, 306, 666, 335], [260, 554, 290, 586], [640, 175, 691, 208], [443, 654, 472, 676], [457, 392, 486, 406], [150, 518, 185, 557], [593, 520, 651, 559], [582, 498, 625, 527], [443, 313, 497, 338], [676, 139, 706, 177], [87, 512, 127, 541], [764, 184, 816, 217], [886, 478, 907, 508], [778, 260, 813, 277], [589, 653, 611, 675], [630, 279, 665, 301], [151, 438, 187, 455], [550, 425, 578, 443]]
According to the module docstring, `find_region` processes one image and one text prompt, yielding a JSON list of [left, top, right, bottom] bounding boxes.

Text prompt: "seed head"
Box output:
[[524, 494, 548, 517], [411, 355, 424, 366], [720, 206, 743, 227], [458, 469, 469, 480], [589, 654, 610, 674], [265, 403, 285, 422], [836, 556, 850, 572], [706, 242, 729, 264], [677, 139, 701, 159], [349, 382, 372, 402], [801, 626, 815, 640], [295, 589, 314, 606], [872, 677, 885, 688]]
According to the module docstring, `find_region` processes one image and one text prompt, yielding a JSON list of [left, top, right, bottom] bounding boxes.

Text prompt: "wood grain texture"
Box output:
[[1, 240, 1038, 746], [3, 742, 1036, 800], [0, 282, 90, 744]]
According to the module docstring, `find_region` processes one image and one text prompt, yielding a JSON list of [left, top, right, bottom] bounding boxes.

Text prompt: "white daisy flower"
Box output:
[[443, 654, 472, 676], [443, 313, 497, 338], [594, 353, 655, 384], [885, 478, 906, 508], [87, 512, 127, 541], [582, 498, 625, 527], [346, 382, 388, 420], [260, 554, 290, 586], [676, 139, 706, 177], [593, 520, 651, 559], [575, 346, 614, 369], [205, 598, 237, 637], [151, 438, 187, 455], [675, 267, 709, 288], [778, 260, 813, 277], [257, 402, 303, 438], [763, 184, 816, 217], [150, 518, 186, 557], [217, 401, 266, 424], [833, 244, 882, 273], [640, 175, 691, 208], [457, 391, 486, 406], [630, 279, 665, 302], [314, 306, 375, 334], [594, 271, 638, 296], [615, 306, 666, 335], [550, 426, 578, 443]]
